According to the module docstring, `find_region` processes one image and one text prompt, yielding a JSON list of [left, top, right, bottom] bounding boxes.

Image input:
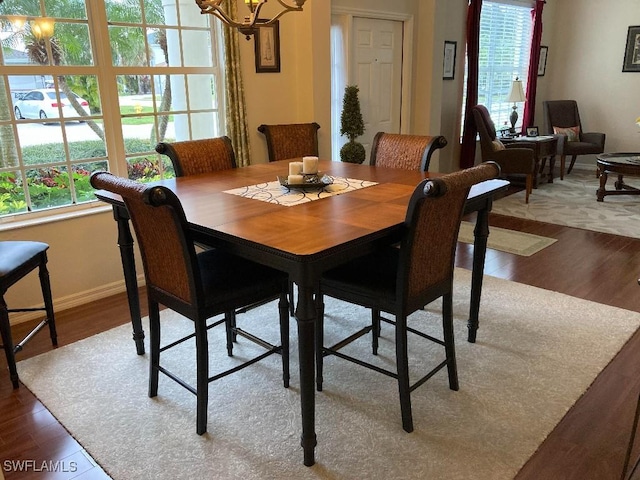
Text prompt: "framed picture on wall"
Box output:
[[622, 25, 640, 72], [537, 46, 548, 76], [254, 20, 281, 73], [443, 41, 457, 80]]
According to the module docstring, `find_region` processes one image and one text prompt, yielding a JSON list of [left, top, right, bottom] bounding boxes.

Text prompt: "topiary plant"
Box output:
[[339, 85, 366, 163]]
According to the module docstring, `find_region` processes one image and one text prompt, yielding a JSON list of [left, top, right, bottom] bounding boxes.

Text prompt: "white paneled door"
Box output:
[[352, 17, 403, 163]]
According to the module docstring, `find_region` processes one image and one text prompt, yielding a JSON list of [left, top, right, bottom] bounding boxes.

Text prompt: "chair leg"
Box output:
[[288, 281, 295, 317], [442, 293, 459, 391], [525, 173, 533, 204], [371, 308, 380, 355], [560, 154, 566, 180], [225, 312, 234, 357], [0, 297, 19, 389], [148, 301, 161, 398], [278, 289, 290, 388], [195, 316, 209, 435], [395, 315, 413, 433], [38, 256, 57, 346], [567, 155, 578, 174], [315, 294, 325, 392]]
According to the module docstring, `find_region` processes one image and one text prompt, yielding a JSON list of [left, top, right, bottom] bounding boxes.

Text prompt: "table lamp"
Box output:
[[506, 77, 526, 134]]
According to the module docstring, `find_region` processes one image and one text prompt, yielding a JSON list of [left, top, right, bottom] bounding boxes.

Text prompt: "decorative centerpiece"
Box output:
[[280, 157, 332, 190]]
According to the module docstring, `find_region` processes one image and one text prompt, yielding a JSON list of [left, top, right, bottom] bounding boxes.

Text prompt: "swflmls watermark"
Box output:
[[3, 460, 78, 473]]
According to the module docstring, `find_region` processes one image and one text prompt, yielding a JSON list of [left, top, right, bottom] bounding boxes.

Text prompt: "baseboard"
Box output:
[[10, 275, 145, 325]]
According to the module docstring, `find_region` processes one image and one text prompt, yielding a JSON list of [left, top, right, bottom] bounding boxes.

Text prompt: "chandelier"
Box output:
[[196, 0, 307, 39]]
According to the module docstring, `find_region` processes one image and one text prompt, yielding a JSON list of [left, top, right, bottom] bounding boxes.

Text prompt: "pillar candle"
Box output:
[[287, 174, 304, 184], [289, 161, 303, 175], [303, 156, 318, 174]]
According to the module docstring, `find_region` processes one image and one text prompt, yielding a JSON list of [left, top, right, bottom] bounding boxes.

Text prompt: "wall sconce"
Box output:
[[505, 77, 526, 133], [196, 0, 307, 39], [31, 17, 55, 39]]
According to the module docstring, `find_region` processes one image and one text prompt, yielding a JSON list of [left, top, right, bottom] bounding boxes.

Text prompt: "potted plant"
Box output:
[[339, 85, 366, 164]]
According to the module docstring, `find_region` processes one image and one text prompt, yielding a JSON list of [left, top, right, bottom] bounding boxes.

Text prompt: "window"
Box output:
[[0, 0, 224, 220], [463, 0, 533, 133]]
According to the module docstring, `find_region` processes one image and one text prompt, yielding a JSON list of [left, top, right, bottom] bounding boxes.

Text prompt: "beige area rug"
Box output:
[[458, 221, 557, 256], [17, 269, 640, 480], [492, 166, 640, 239]]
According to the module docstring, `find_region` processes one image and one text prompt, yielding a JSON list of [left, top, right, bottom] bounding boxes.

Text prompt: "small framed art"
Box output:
[[622, 26, 640, 72], [254, 20, 281, 73], [443, 41, 457, 80], [537, 46, 548, 76], [526, 126, 539, 137]]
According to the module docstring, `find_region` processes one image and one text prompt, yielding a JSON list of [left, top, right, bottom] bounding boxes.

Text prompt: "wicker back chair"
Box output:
[[257, 122, 320, 162], [155, 137, 236, 177], [316, 162, 500, 433], [90, 172, 290, 435], [157, 135, 294, 313], [370, 132, 448, 171]]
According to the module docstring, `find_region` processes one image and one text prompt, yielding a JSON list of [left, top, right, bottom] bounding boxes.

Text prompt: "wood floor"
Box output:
[[3, 186, 640, 479]]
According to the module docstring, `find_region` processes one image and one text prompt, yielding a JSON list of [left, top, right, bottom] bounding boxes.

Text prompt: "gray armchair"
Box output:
[[543, 100, 606, 179], [472, 104, 536, 203]]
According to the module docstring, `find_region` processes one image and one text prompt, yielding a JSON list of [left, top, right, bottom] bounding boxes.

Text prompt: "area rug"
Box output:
[[458, 221, 557, 256], [17, 269, 640, 480], [492, 166, 640, 239]]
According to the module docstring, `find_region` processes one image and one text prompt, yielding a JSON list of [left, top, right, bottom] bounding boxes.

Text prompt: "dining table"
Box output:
[[94, 159, 508, 466]]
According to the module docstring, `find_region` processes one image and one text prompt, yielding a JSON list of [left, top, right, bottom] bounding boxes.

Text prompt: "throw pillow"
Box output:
[[553, 125, 581, 142], [491, 139, 506, 151]]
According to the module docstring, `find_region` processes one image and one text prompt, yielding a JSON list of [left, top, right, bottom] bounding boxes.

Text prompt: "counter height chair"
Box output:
[[370, 132, 448, 171], [543, 100, 606, 179], [257, 122, 320, 162], [156, 137, 287, 314], [155, 137, 236, 249], [0, 241, 57, 388], [316, 162, 500, 433], [155, 136, 237, 176], [90, 172, 290, 435]]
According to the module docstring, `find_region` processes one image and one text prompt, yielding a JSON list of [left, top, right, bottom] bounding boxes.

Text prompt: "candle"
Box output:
[[287, 174, 304, 184], [288, 161, 303, 175], [303, 156, 318, 174]]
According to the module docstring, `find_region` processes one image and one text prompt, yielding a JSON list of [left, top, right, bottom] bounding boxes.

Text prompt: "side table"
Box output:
[[500, 135, 558, 187]]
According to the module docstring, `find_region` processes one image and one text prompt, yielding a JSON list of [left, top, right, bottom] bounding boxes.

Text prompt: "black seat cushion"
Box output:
[[0, 242, 48, 279], [198, 249, 286, 307], [322, 247, 398, 307]]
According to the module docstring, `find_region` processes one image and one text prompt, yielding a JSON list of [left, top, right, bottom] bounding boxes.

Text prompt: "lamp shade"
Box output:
[[506, 78, 526, 103]]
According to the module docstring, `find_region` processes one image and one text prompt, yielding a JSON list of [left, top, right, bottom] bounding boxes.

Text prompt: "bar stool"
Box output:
[[0, 241, 57, 388]]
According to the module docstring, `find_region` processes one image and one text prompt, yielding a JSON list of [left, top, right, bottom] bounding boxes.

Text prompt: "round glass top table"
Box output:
[[596, 152, 640, 202]]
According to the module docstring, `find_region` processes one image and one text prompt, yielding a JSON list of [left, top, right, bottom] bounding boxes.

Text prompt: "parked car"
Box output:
[[13, 88, 91, 122]]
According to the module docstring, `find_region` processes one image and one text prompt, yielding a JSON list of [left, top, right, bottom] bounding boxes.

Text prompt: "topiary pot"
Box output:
[[340, 141, 366, 164]]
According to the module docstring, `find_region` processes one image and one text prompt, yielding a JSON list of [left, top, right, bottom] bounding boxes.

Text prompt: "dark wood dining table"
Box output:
[[94, 159, 508, 466]]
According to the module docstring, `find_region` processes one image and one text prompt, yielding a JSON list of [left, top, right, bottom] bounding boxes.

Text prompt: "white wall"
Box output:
[[538, 0, 640, 160], [435, 0, 467, 173], [240, 0, 331, 163]]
